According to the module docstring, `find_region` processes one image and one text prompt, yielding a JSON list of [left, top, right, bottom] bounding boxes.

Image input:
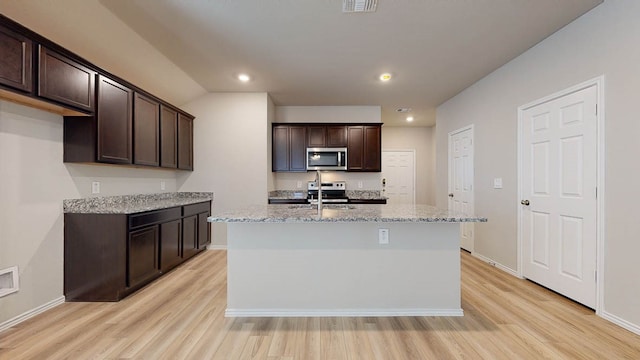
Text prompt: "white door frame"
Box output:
[[448, 125, 474, 252], [381, 149, 416, 204], [517, 76, 605, 314]]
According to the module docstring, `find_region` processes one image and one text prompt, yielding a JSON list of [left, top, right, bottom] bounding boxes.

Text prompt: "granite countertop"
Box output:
[[268, 190, 387, 201], [64, 192, 213, 214], [209, 204, 486, 223]]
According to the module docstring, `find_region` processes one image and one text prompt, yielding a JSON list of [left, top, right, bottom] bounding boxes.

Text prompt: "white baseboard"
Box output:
[[225, 308, 464, 317], [0, 296, 65, 333], [600, 310, 640, 336], [471, 252, 521, 278], [207, 244, 227, 250]]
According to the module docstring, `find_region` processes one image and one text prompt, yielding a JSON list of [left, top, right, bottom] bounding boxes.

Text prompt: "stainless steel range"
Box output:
[[307, 181, 348, 203]]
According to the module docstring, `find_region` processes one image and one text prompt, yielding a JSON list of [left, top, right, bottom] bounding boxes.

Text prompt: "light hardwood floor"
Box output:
[[1, 250, 639, 359]]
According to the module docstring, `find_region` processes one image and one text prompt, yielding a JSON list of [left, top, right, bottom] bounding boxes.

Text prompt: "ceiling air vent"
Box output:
[[343, 0, 378, 13]]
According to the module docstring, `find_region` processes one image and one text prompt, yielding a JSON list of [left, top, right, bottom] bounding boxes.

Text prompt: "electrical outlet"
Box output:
[[91, 181, 100, 194], [161, 181, 166, 190], [297, 181, 303, 188], [358, 181, 363, 189], [493, 178, 503, 189], [378, 228, 389, 244]]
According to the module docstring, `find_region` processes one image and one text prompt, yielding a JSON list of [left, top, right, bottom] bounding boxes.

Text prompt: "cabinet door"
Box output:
[[273, 125, 290, 171], [326, 125, 347, 147], [0, 25, 32, 92], [363, 125, 381, 171], [38, 46, 95, 112], [160, 105, 178, 168], [289, 125, 307, 171], [160, 219, 182, 272], [133, 92, 160, 166], [307, 126, 326, 147], [347, 126, 364, 171], [97, 75, 133, 164], [128, 225, 160, 288], [177, 112, 193, 170], [197, 212, 211, 248], [272, 125, 306, 172], [182, 215, 198, 259]]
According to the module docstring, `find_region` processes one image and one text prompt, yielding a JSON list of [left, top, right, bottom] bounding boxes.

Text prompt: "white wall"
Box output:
[[435, 0, 640, 331], [276, 106, 381, 123], [0, 100, 180, 325], [382, 126, 436, 205], [177, 93, 271, 246]]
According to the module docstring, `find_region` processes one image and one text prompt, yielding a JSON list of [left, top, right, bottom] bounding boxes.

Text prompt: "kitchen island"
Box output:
[[209, 204, 486, 317]]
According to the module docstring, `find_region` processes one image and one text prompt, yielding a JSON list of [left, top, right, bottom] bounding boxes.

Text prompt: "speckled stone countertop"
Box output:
[[268, 190, 387, 201], [209, 204, 486, 223], [64, 192, 213, 214]]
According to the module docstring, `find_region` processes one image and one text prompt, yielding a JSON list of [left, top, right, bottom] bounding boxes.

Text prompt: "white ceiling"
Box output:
[[100, 0, 602, 126]]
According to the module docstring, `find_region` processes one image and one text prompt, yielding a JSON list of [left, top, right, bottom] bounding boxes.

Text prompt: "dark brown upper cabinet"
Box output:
[[273, 124, 307, 172], [133, 92, 160, 167], [307, 125, 347, 148], [326, 125, 347, 147], [307, 126, 326, 147], [38, 46, 95, 112], [160, 105, 178, 168], [0, 24, 32, 93], [177, 112, 194, 170], [97, 75, 133, 164], [347, 124, 381, 172]]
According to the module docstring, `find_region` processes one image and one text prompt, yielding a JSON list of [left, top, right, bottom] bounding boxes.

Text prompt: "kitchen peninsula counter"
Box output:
[[210, 204, 486, 318], [64, 192, 213, 214]]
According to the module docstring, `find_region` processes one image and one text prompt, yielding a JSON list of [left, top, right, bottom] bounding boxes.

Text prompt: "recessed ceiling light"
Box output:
[[238, 73, 251, 82], [406, 116, 414, 122], [379, 73, 392, 82]]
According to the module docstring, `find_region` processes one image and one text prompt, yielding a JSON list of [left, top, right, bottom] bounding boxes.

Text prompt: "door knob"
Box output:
[[521, 200, 530, 206], [448, 193, 454, 198]]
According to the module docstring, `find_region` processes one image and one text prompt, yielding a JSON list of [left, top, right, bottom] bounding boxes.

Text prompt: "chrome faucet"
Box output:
[[315, 170, 323, 214]]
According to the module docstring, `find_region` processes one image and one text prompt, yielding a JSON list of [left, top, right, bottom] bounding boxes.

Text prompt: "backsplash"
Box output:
[[269, 189, 384, 199]]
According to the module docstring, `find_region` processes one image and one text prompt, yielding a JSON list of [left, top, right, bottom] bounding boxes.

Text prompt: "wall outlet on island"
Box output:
[[358, 181, 363, 189], [378, 228, 389, 244], [297, 181, 303, 189], [161, 181, 166, 190], [91, 181, 100, 194]]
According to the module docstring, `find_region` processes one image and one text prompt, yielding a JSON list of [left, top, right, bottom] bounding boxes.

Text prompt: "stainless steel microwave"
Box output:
[[306, 147, 347, 171]]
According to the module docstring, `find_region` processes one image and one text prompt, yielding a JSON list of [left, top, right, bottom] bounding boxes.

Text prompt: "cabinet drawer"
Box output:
[[129, 207, 181, 229], [183, 201, 210, 217]]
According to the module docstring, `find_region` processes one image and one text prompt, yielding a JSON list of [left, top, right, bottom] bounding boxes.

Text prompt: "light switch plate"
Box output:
[[493, 178, 503, 189]]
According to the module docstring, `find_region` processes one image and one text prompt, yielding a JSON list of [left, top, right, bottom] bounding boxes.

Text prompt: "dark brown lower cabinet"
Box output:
[[64, 200, 211, 302], [182, 215, 198, 260], [198, 212, 211, 248], [128, 225, 160, 288], [160, 219, 182, 272]]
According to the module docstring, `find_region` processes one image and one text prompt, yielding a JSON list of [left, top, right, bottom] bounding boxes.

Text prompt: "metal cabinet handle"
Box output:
[[448, 193, 454, 198], [521, 200, 530, 206]]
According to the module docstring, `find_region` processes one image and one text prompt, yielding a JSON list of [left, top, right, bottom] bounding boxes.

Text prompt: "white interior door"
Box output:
[[521, 85, 597, 308], [448, 126, 474, 252], [381, 150, 415, 205]]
